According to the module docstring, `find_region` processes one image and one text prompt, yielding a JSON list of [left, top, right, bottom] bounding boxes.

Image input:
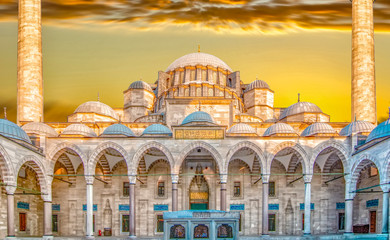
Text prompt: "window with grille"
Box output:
[[156, 215, 164, 232], [234, 182, 241, 197], [158, 182, 165, 197], [269, 182, 275, 197], [123, 182, 129, 197]]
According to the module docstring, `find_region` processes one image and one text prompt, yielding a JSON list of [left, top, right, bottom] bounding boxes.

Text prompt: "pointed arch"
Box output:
[[350, 153, 382, 193], [16, 155, 50, 200], [269, 141, 309, 174], [89, 141, 131, 176], [310, 140, 349, 173], [47, 142, 88, 175], [0, 144, 16, 186], [225, 141, 266, 174], [131, 141, 174, 175], [175, 141, 222, 174]]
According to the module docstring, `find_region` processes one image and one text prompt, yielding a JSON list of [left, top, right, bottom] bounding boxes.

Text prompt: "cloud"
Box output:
[[0, 0, 389, 33]]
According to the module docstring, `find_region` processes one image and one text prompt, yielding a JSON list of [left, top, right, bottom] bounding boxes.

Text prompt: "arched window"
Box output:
[[217, 224, 233, 238], [194, 224, 208, 238], [170, 224, 185, 239]]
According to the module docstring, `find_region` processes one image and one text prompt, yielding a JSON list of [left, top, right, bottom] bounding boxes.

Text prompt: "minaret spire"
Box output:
[[3, 107, 7, 120], [17, 0, 43, 123], [351, 0, 376, 124]]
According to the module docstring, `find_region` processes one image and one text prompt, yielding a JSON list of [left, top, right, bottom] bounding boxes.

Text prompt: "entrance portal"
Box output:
[[189, 164, 209, 210]]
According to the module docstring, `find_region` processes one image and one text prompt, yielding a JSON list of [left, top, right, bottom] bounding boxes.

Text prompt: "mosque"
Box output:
[[0, 0, 389, 239]]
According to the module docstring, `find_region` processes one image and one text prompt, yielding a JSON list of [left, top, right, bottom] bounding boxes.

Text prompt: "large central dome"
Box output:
[[166, 52, 232, 72]]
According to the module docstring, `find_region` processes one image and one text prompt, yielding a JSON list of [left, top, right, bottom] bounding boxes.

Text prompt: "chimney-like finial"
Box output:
[[298, 93, 300, 102], [3, 107, 7, 120], [97, 92, 100, 102], [119, 115, 122, 123], [198, 100, 201, 111], [198, 45, 200, 53], [388, 107, 390, 119], [354, 114, 357, 122]]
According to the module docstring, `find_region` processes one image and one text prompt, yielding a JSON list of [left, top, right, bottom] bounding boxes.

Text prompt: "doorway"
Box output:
[[189, 164, 209, 210], [19, 213, 26, 231], [369, 211, 376, 233]]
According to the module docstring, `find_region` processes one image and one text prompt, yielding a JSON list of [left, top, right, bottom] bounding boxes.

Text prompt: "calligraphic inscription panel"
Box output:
[[175, 129, 224, 139]]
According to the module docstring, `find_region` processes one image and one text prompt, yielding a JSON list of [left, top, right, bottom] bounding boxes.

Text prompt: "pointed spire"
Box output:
[[3, 107, 7, 120], [298, 93, 300, 102], [198, 44, 200, 53]]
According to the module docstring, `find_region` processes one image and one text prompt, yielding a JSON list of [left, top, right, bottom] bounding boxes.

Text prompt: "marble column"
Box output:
[[7, 193, 15, 237], [382, 191, 389, 233], [43, 201, 53, 238], [220, 174, 228, 211], [344, 180, 355, 235], [129, 176, 136, 238], [303, 175, 312, 235], [86, 177, 94, 239], [262, 174, 270, 236], [172, 174, 179, 212]]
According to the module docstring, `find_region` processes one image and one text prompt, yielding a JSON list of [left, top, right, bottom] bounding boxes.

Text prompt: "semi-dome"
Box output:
[[22, 122, 58, 137], [182, 111, 214, 125], [128, 81, 153, 92], [366, 119, 390, 143], [61, 124, 97, 137], [142, 124, 172, 136], [74, 101, 118, 120], [339, 120, 375, 136], [166, 52, 232, 72], [227, 123, 256, 134], [0, 119, 32, 143], [263, 123, 297, 137], [301, 123, 336, 137], [279, 102, 322, 120], [244, 79, 270, 93], [102, 124, 135, 137]]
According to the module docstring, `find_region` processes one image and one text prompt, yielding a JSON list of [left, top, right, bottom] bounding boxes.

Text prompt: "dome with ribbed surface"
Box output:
[[142, 124, 172, 136], [74, 101, 118, 120], [227, 123, 256, 134], [166, 52, 232, 72], [339, 121, 375, 136], [263, 123, 297, 136], [102, 124, 135, 137], [279, 102, 322, 120], [301, 123, 336, 137], [61, 124, 97, 137], [366, 119, 390, 143], [182, 111, 214, 125], [0, 119, 32, 143], [128, 81, 153, 92], [244, 79, 270, 93], [22, 122, 58, 137]]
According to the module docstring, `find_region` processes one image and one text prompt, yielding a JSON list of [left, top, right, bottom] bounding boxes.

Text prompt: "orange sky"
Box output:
[[0, 0, 389, 123]]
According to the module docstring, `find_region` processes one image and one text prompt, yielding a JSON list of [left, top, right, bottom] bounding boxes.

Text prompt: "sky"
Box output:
[[0, 0, 389, 123]]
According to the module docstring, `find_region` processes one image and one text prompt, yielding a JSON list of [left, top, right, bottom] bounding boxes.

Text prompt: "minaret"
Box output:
[[351, 0, 376, 124], [17, 0, 43, 123]]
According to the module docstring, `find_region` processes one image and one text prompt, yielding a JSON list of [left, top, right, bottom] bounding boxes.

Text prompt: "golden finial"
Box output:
[[198, 100, 201, 111], [298, 93, 300, 102], [3, 107, 7, 120], [198, 45, 200, 53], [98, 92, 100, 102]]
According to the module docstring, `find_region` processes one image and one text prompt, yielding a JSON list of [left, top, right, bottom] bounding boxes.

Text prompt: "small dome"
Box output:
[[263, 123, 297, 136], [128, 81, 153, 92], [244, 79, 270, 93], [366, 119, 390, 143], [182, 111, 214, 125], [166, 52, 232, 72], [102, 124, 135, 137], [279, 102, 322, 120], [0, 119, 32, 143], [339, 120, 375, 136], [22, 122, 58, 137], [61, 124, 97, 137], [74, 101, 118, 120], [301, 123, 336, 137], [227, 123, 256, 134], [142, 124, 172, 136]]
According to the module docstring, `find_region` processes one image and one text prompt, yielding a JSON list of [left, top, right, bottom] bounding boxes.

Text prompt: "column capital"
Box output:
[[85, 175, 94, 185], [129, 175, 137, 184], [220, 174, 228, 184], [5, 186, 16, 195], [262, 174, 270, 184], [42, 194, 52, 202], [303, 174, 313, 183], [380, 183, 390, 193], [171, 174, 179, 184]]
